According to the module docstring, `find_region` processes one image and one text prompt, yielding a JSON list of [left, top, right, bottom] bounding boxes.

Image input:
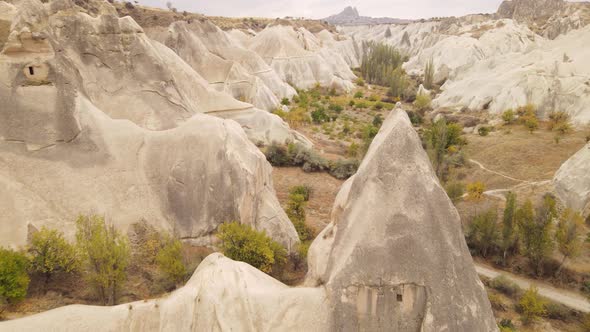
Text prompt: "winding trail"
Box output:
[[475, 263, 590, 313], [465, 160, 589, 310], [467, 159, 553, 201]]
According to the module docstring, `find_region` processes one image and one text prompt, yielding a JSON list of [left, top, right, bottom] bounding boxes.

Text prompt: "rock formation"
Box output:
[[1, 0, 308, 147], [1, 107, 497, 331], [341, 6, 590, 123], [145, 20, 296, 111], [554, 143, 590, 217], [245, 25, 357, 92], [324, 6, 413, 26], [0, 0, 299, 248], [496, 0, 590, 39]]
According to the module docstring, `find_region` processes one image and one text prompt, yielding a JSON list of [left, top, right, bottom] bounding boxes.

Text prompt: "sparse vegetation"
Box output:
[[502, 109, 515, 124], [517, 197, 555, 276], [500, 192, 517, 265], [155, 235, 187, 286], [467, 209, 499, 257], [0, 248, 30, 314], [554, 209, 584, 276], [519, 286, 546, 325], [423, 58, 435, 90], [413, 93, 431, 112], [76, 215, 130, 305], [286, 191, 313, 242], [423, 118, 466, 180], [445, 181, 464, 203], [28, 227, 78, 289], [217, 222, 286, 274], [466, 181, 486, 202]]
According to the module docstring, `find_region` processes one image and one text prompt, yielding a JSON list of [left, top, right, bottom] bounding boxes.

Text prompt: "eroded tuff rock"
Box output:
[[306, 106, 497, 331], [0, 0, 299, 248], [1, 0, 307, 147], [554, 143, 590, 217], [245, 25, 357, 92], [1, 107, 497, 331], [146, 20, 297, 112], [497, 0, 590, 39]]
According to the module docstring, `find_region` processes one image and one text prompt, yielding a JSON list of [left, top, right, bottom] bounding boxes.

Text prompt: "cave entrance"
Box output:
[[28, 66, 34, 76]]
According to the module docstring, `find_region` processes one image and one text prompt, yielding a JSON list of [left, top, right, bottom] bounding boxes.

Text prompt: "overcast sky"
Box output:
[[135, 0, 504, 20]]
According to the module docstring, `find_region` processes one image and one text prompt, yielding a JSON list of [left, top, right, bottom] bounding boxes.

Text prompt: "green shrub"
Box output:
[[265, 143, 290, 166], [478, 126, 491, 136], [328, 104, 343, 113], [155, 235, 186, 286], [423, 58, 435, 90], [76, 215, 130, 305], [502, 109, 515, 124], [388, 68, 407, 99], [29, 227, 78, 287], [373, 102, 384, 111], [360, 41, 404, 86], [354, 91, 363, 99], [286, 193, 313, 241], [355, 101, 368, 109], [406, 110, 423, 125], [467, 209, 499, 257], [0, 248, 30, 311], [445, 182, 464, 203], [490, 275, 521, 297], [347, 143, 360, 158], [329, 159, 360, 180], [311, 107, 329, 124], [348, 100, 355, 107], [217, 222, 285, 274], [519, 286, 546, 325], [368, 95, 378, 102], [413, 93, 431, 112], [548, 110, 571, 133], [372, 114, 384, 127], [289, 185, 312, 202], [498, 319, 516, 332], [280, 97, 290, 106], [355, 77, 365, 86], [545, 302, 573, 321]]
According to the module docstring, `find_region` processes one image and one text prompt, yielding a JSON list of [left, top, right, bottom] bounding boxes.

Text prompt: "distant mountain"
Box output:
[[323, 6, 413, 26]]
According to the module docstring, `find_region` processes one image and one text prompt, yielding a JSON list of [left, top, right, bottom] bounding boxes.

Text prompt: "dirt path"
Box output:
[[475, 263, 590, 313], [468, 159, 553, 201]]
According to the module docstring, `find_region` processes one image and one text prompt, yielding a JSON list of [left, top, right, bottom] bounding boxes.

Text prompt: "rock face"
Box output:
[[1, 107, 497, 331], [554, 144, 590, 217], [146, 20, 296, 112], [324, 6, 413, 26], [1, 0, 306, 147], [496, 0, 590, 39], [245, 25, 357, 92], [0, 0, 299, 248], [306, 106, 497, 331], [497, 0, 566, 23]]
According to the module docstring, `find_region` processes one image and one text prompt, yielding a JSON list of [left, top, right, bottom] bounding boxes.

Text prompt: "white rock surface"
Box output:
[[0, 0, 299, 248], [554, 143, 590, 216], [0, 254, 331, 332], [247, 25, 356, 92], [146, 20, 296, 112]]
